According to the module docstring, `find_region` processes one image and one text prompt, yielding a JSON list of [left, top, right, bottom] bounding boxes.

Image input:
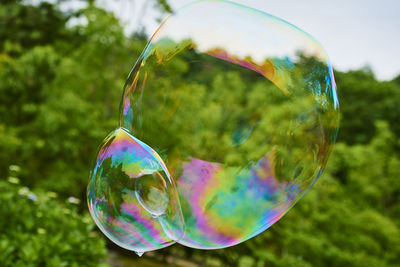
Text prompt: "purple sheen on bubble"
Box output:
[[175, 148, 296, 249], [87, 128, 184, 253]]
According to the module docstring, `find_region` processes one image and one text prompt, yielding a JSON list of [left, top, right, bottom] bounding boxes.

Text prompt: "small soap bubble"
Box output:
[[87, 128, 184, 253], [135, 171, 170, 217]]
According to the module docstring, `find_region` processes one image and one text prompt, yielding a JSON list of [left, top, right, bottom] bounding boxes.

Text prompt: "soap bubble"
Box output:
[[119, 0, 339, 249], [88, 0, 339, 252], [87, 128, 184, 254]]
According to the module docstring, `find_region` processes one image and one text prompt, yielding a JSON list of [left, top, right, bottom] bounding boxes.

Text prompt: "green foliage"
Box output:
[[335, 69, 400, 145], [0, 0, 78, 54], [0, 178, 108, 266], [155, 0, 173, 13], [0, 1, 144, 197], [392, 74, 400, 86]]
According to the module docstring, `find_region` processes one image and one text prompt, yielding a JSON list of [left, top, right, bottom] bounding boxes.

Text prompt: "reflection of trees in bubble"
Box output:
[[123, 39, 338, 195], [118, 29, 339, 249], [88, 129, 185, 252]]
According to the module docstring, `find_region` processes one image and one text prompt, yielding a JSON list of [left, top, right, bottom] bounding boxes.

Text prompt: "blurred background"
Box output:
[[0, 0, 399, 266]]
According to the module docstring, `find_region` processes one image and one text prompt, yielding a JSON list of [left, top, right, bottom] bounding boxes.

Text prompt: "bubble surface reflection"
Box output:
[[88, 0, 339, 252]]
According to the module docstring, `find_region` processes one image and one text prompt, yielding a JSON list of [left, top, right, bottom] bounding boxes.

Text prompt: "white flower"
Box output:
[[68, 197, 81, 204]]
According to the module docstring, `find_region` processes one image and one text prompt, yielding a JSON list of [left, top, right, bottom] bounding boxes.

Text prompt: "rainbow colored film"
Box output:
[[87, 128, 184, 253], [88, 0, 339, 253]]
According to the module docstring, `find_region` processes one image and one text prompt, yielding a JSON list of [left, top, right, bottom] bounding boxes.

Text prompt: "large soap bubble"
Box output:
[[88, 0, 339, 253]]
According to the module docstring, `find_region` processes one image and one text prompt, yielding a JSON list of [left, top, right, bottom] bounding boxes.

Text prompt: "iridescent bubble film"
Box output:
[[88, 0, 339, 252], [87, 128, 184, 254]]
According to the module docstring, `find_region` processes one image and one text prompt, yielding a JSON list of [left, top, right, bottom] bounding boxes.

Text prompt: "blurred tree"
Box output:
[[335, 69, 400, 145], [393, 74, 400, 86], [0, 0, 81, 54], [0, 0, 145, 197], [0, 178, 108, 266], [156, 0, 173, 13]]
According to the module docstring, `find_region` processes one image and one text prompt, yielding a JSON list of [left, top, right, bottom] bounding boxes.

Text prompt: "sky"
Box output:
[[97, 0, 400, 81]]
